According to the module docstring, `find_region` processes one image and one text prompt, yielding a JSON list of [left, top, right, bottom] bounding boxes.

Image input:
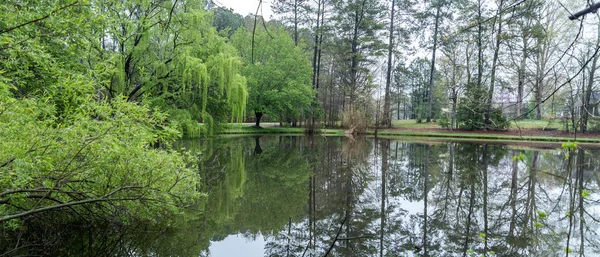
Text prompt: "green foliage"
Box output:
[[457, 84, 509, 130], [1, 0, 248, 138], [513, 152, 526, 162], [212, 7, 244, 37], [439, 114, 450, 129], [230, 22, 315, 125], [88, 0, 247, 137], [457, 84, 487, 130], [537, 210, 548, 219], [0, 0, 93, 97], [342, 107, 370, 133], [582, 189, 591, 198], [562, 141, 577, 149], [167, 108, 207, 139], [0, 84, 201, 226]]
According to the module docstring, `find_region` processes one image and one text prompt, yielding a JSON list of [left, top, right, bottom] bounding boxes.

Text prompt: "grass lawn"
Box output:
[[507, 119, 562, 130], [220, 119, 599, 145], [223, 123, 345, 135], [392, 119, 563, 130], [391, 120, 440, 129]]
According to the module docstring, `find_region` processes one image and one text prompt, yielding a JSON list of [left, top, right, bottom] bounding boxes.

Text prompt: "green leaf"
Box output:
[[581, 190, 591, 198], [537, 210, 547, 219]]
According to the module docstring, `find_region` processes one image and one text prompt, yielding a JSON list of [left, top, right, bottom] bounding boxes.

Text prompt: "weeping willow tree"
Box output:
[[88, 0, 247, 138]]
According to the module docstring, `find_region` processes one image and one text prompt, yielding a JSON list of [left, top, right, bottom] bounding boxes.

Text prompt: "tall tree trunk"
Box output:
[[517, 35, 528, 119], [427, 3, 441, 123], [349, 5, 361, 107], [311, 0, 322, 89], [294, 0, 298, 46], [476, 0, 483, 90], [450, 51, 458, 130], [255, 111, 263, 127], [581, 48, 599, 133], [534, 41, 543, 120], [383, 0, 396, 128], [316, 2, 325, 90], [485, 0, 504, 128]]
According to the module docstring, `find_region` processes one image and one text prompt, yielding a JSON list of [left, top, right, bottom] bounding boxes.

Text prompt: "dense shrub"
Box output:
[[0, 82, 201, 229], [457, 84, 509, 130], [342, 107, 369, 134]]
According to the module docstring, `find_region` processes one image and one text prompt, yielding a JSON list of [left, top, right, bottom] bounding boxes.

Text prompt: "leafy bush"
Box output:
[[488, 108, 510, 130], [438, 114, 450, 129], [0, 82, 201, 229], [457, 85, 487, 130], [457, 84, 509, 130], [342, 107, 369, 134]]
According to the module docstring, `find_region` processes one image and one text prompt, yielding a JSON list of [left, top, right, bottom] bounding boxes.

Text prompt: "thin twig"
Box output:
[[0, 1, 79, 35], [323, 216, 347, 257]]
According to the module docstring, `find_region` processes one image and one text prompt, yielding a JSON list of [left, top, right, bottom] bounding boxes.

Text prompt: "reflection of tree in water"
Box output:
[[287, 137, 377, 257], [10, 137, 600, 256], [382, 143, 600, 257], [281, 139, 600, 257]]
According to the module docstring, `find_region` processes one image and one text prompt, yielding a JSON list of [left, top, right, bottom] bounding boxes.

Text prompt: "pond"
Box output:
[[4, 136, 600, 256]]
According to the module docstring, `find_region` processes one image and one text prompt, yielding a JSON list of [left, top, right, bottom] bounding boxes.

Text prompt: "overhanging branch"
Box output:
[[0, 1, 79, 35]]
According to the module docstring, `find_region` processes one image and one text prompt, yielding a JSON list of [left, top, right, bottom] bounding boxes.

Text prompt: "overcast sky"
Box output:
[[213, 0, 274, 19]]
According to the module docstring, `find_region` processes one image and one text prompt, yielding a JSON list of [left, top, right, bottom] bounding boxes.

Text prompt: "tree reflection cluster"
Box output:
[[3, 137, 600, 256]]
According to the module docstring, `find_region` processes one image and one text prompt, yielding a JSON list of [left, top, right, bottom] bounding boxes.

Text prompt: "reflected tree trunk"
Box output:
[[254, 137, 263, 155], [566, 148, 576, 257], [566, 149, 586, 257], [423, 146, 430, 257], [509, 151, 520, 237], [577, 149, 585, 257], [287, 218, 292, 256], [462, 181, 475, 257], [380, 140, 389, 257], [442, 143, 455, 219], [482, 145, 489, 256], [523, 151, 538, 242]]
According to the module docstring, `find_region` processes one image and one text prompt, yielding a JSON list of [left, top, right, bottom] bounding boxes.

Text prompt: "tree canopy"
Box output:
[[230, 22, 315, 127]]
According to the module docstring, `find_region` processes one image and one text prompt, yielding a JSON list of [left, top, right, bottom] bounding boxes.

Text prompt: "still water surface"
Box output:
[[176, 136, 600, 257], [7, 136, 600, 257]]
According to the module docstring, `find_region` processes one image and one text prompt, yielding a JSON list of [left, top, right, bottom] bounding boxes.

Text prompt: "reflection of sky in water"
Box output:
[[209, 234, 265, 257], [198, 139, 600, 256]]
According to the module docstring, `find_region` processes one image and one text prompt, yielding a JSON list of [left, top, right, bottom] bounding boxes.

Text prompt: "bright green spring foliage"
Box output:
[[89, 0, 247, 138], [0, 0, 93, 97], [0, 79, 201, 228], [0, 0, 253, 232], [230, 22, 315, 125], [0, 0, 247, 139]]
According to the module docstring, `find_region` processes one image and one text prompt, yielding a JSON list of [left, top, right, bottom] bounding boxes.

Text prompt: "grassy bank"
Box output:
[[220, 120, 599, 144], [222, 124, 345, 135], [370, 129, 600, 144]]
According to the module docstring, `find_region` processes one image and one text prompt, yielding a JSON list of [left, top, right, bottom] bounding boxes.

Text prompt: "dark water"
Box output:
[[5, 136, 600, 256]]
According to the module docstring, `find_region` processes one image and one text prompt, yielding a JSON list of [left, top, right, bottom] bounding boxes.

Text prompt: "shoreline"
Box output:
[[220, 123, 600, 148]]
